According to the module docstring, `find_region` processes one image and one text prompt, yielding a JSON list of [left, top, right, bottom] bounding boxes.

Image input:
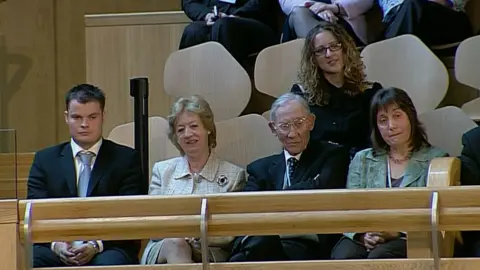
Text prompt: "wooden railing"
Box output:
[[14, 157, 473, 270], [0, 156, 468, 269], [20, 186, 480, 270]]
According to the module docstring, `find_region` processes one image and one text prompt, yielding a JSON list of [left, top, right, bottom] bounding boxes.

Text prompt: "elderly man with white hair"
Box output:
[[228, 92, 350, 262]]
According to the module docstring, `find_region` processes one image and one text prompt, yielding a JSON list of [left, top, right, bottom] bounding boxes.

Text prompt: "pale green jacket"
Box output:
[[344, 145, 448, 240]]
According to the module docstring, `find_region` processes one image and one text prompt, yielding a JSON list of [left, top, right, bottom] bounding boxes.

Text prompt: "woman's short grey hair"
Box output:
[[270, 92, 311, 122], [167, 95, 217, 155]]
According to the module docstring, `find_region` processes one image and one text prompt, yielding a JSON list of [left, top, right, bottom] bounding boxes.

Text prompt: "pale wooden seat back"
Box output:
[[427, 157, 461, 257], [214, 114, 282, 168], [417, 107, 474, 256], [361, 34, 449, 114], [107, 116, 179, 182], [455, 36, 480, 121], [164, 42, 251, 121], [419, 106, 477, 157], [254, 39, 304, 98], [0, 153, 34, 199]]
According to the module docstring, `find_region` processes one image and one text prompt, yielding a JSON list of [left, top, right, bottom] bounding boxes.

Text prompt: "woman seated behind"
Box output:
[[141, 95, 246, 265], [331, 87, 448, 259], [291, 22, 382, 159], [280, 0, 374, 45]]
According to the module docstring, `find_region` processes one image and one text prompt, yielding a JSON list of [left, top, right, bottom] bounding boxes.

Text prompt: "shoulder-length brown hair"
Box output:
[[370, 87, 429, 155], [298, 22, 369, 106]]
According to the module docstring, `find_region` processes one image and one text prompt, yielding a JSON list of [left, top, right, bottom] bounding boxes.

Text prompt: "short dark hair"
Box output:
[[65, 84, 106, 111], [370, 87, 429, 155]]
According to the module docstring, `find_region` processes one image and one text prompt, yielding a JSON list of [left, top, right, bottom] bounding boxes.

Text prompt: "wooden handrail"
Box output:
[[16, 157, 470, 269], [35, 258, 480, 269], [20, 186, 480, 243]]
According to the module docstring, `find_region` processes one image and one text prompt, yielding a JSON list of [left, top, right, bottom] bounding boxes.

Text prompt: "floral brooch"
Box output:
[[216, 175, 228, 187]]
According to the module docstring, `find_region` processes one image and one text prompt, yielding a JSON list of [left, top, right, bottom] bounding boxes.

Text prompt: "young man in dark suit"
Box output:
[[180, 0, 278, 64], [459, 126, 480, 257], [28, 84, 147, 267], [229, 92, 350, 262]]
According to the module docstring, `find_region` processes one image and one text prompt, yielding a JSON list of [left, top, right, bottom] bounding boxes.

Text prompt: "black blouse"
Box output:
[[291, 82, 382, 157]]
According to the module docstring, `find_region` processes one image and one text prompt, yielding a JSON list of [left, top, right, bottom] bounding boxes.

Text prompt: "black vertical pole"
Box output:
[[130, 78, 149, 190]]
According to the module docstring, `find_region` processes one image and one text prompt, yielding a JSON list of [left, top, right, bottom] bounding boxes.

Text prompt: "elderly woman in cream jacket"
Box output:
[[141, 95, 246, 265]]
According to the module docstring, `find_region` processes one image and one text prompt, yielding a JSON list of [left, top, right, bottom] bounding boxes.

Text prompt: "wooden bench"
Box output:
[[0, 153, 35, 199], [17, 157, 466, 270]]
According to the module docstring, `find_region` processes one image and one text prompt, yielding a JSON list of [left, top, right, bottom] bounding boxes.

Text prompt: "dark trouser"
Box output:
[[229, 235, 325, 262], [285, 7, 364, 46], [384, 0, 473, 46], [331, 236, 406, 259], [460, 231, 480, 257], [33, 245, 137, 267], [179, 17, 277, 64]]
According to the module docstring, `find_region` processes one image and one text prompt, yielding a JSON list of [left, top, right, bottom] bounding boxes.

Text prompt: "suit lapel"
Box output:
[[293, 144, 316, 184], [60, 144, 77, 196], [87, 141, 108, 196], [401, 154, 428, 187], [269, 154, 286, 190]]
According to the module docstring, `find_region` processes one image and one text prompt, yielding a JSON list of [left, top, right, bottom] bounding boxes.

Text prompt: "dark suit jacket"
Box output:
[[460, 126, 480, 186], [243, 140, 350, 259], [182, 0, 275, 26], [459, 126, 480, 253], [244, 140, 350, 192], [27, 139, 147, 260]]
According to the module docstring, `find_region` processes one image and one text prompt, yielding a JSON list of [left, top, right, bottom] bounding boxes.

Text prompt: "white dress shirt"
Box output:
[[51, 138, 104, 253]]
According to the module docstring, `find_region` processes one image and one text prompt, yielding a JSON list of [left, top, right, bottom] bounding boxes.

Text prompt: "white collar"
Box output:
[[70, 138, 103, 157], [284, 150, 302, 164]]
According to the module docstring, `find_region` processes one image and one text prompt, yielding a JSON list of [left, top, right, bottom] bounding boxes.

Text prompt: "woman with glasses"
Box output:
[[291, 22, 382, 159], [331, 87, 447, 259]]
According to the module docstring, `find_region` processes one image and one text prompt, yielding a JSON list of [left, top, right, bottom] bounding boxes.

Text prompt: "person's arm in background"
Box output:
[[182, 0, 212, 21], [331, 0, 374, 18], [232, 0, 270, 20], [279, 0, 309, 15]]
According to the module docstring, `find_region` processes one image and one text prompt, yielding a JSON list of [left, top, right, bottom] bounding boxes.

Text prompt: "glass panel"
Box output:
[[0, 129, 18, 199]]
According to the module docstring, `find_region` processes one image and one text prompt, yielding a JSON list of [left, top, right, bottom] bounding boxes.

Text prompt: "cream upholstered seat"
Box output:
[[361, 34, 449, 114], [455, 36, 480, 121], [419, 106, 476, 157], [107, 116, 179, 181], [254, 39, 304, 98], [214, 114, 282, 168], [164, 42, 251, 121], [419, 106, 474, 256]]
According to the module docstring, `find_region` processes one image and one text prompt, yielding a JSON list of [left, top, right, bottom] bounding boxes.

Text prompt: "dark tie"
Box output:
[[287, 157, 299, 183], [78, 151, 94, 197]]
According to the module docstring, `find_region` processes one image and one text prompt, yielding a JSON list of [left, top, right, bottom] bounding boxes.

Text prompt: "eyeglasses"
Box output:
[[272, 117, 307, 134], [313, 42, 342, 57]]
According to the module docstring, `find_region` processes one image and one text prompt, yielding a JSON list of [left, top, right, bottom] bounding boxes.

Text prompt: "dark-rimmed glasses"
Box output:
[[313, 42, 342, 57]]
